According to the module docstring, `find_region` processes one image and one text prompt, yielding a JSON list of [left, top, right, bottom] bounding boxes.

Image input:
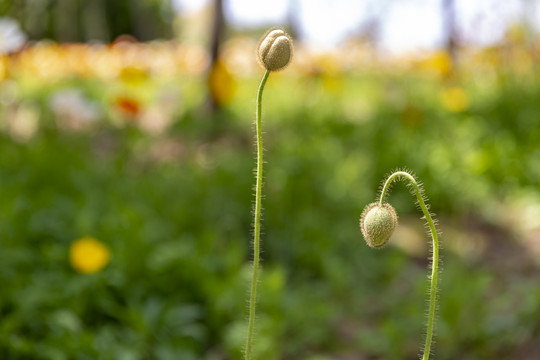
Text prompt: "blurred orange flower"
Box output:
[[69, 237, 111, 274], [114, 96, 141, 118]]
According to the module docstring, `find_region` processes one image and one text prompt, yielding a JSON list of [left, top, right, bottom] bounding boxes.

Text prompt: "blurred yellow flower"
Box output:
[[417, 50, 452, 77], [119, 66, 148, 86], [208, 58, 236, 107], [431, 51, 452, 76], [505, 24, 526, 44], [69, 237, 111, 274], [400, 104, 424, 128], [0, 55, 6, 81], [440, 87, 469, 113]]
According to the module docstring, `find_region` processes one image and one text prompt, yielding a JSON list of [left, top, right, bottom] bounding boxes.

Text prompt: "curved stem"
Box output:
[[245, 70, 270, 360], [378, 171, 439, 360]]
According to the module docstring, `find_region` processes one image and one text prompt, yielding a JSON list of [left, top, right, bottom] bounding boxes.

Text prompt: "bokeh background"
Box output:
[[1, 0, 540, 359]]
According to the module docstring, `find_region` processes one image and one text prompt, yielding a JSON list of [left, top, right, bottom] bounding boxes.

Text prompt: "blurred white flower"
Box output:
[[139, 108, 171, 135], [49, 89, 101, 132], [138, 87, 181, 136], [2, 103, 39, 142], [0, 17, 27, 54], [0, 79, 19, 105]]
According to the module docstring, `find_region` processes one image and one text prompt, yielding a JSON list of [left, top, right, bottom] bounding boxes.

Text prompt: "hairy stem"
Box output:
[[379, 171, 439, 360], [245, 69, 270, 360]]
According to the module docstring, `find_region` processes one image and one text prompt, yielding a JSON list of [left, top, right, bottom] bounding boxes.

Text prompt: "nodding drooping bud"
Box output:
[[258, 28, 293, 72], [360, 202, 398, 249]]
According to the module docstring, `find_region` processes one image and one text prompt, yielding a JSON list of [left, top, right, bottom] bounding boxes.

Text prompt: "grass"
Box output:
[[0, 65, 539, 359]]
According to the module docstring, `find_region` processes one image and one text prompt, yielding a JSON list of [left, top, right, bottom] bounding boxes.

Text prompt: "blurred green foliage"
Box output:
[[0, 65, 539, 360], [0, 0, 174, 42]]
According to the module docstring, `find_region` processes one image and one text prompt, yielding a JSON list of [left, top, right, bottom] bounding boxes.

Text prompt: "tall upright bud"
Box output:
[[257, 28, 293, 72]]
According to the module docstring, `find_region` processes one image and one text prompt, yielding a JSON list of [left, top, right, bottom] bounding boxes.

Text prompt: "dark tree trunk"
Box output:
[[442, 0, 458, 66], [206, 0, 226, 113]]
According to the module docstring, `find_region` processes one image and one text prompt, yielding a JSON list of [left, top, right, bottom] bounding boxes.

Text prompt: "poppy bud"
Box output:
[[258, 28, 293, 72], [360, 202, 398, 248]]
